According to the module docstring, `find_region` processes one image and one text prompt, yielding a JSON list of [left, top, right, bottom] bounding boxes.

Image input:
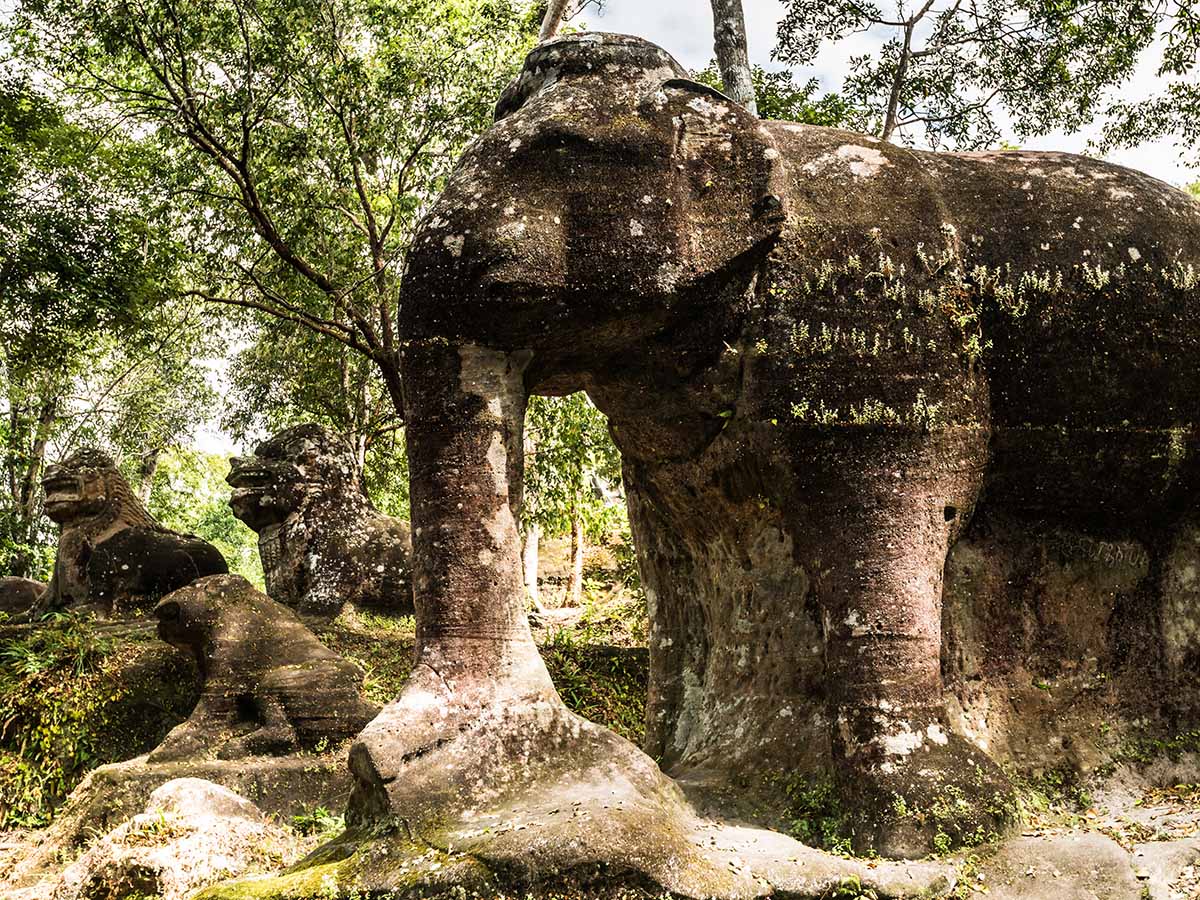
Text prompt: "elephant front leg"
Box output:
[[343, 344, 712, 895], [347, 343, 561, 822], [810, 431, 1018, 857]]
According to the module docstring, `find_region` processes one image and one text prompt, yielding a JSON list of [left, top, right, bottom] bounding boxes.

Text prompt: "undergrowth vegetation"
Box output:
[[0, 589, 649, 829], [0, 614, 198, 827]]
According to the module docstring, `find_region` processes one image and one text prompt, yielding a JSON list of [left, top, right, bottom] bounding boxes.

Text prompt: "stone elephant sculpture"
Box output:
[[348, 32, 1200, 861]]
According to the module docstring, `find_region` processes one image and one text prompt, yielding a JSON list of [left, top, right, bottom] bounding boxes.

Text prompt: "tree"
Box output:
[[224, 317, 398, 474], [537, 0, 602, 42], [695, 63, 852, 124], [775, 0, 1165, 149], [709, 0, 757, 114], [11, 0, 540, 425], [0, 77, 210, 579], [146, 447, 262, 585], [523, 394, 622, 607], [539, 0, 571, 40], [1100, 5, 1200, 166]]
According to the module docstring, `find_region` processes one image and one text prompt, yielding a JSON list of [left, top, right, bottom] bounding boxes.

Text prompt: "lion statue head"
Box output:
[[226, 424, 412, 617], [227, 424, 364, 531], [41, 448, 157, 530]]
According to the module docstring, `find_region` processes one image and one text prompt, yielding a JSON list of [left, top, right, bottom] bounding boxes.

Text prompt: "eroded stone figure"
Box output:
[[147, 574, 378, 763], [228, 33, 1200, 895], [37, 448, 227, 616], [227, 424, 413, 617], [0, 576, 46, 614]]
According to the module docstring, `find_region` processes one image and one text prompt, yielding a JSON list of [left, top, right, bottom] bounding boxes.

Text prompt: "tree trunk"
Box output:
[[522, 522, 541, 609], [880, 23, 914, 142], [136, 448, 161, 506], [539, 0, 572, 42], [566, 508, 584, 606], [709, 0, 758, 115]]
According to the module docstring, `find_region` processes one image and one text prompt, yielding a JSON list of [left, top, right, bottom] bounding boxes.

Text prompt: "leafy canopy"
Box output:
[[694, 62, 853, 125], [774, 0, 1173, 150], [524, 394, 623, 542], [10, 0, 540, 419], [0, 78, 214, 578], [1102, 5, 1200, 167]]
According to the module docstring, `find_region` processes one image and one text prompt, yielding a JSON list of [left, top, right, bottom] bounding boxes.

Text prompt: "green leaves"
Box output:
[[146, 447, 263, 585], [524, 393, 623, 542], [774, 1, 1181, 153], [11, 0, 538, 430], [0, 77, 215, 579], [694, 62, 853, 125]]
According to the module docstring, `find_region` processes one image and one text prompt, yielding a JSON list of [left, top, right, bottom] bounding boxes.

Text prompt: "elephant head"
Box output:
[[401, 33, 786, 364]]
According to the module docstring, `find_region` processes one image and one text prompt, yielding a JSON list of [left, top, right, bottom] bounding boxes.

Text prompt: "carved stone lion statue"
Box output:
[[37, 448, 227, 616], [226, 424, 413, 617], [147, 574, 379, 763]]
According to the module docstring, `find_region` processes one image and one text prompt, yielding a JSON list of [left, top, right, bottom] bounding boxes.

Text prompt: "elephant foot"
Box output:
[[331, 662, 744, 895], [201, 664, 958, 898], [839, 724, 1019, 858]]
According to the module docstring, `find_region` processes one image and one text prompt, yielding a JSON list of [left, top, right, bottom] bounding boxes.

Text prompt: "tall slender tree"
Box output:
[[540, 0, 572, 40], [710, 0, 758, 114]]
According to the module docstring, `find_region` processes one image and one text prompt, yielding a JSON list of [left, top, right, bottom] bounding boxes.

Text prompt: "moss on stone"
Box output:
[[0, 609, 647, 831], [192, 860, 349, 900]]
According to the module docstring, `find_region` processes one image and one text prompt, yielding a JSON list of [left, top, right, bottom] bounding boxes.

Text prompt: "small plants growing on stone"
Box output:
[[0, 615, 195, 827], [290, 806, 344, 839], [783, 773, 855, 855], [821, 875, 879, 899]]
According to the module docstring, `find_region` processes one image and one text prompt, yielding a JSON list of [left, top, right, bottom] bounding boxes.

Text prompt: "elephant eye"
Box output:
[[526, 125, 593, 155]]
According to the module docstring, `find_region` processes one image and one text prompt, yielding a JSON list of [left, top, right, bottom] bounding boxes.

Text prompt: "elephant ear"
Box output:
[[656, 79, 787, 283]]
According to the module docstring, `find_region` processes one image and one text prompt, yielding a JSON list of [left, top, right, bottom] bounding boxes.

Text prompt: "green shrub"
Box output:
[[0, 616, 197, 826]]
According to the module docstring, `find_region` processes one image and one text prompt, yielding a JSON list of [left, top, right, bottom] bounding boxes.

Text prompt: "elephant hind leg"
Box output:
[[808, 429, 1019, 857]]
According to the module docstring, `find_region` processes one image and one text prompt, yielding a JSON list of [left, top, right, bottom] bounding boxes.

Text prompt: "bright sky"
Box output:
[[593, 0, 1195, 188]]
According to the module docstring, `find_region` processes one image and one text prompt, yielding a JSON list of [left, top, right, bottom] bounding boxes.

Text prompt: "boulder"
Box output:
[[48, 779, 304, 900], [0, 577, 45, 615]]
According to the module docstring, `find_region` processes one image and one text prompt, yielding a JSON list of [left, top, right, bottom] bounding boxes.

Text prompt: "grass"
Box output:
[[290, 805, 345, 839], [0, 588, 649, 829], [0, 614, 198, 827]]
